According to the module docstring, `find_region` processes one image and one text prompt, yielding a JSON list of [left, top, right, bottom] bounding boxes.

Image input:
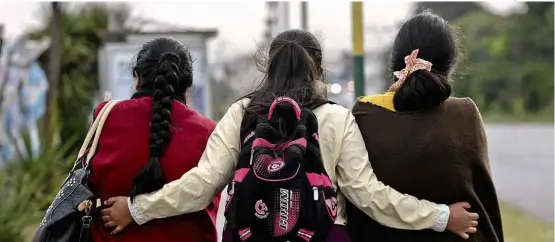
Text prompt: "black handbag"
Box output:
[[33, 100, 120, 242]]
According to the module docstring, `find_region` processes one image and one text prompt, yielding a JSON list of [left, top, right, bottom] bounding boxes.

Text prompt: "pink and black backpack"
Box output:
[[224, 97, 338, 241]]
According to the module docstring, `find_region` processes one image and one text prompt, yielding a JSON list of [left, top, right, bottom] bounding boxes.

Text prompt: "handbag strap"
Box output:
[[76, 101, 113, 160], [71, 100, 120, 170], [85, 100, 119, 166]]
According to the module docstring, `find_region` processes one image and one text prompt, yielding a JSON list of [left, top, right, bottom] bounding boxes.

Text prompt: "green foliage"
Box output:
[[30, 2, 109, 153], [0, 3, 113, 241], [0, 129, 78, 242], [452, 3, 554, 119], [500, 202, 554, 242]]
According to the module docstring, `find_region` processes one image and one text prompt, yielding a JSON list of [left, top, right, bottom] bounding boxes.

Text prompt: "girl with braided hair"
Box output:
[[88, 37, 219, 242]]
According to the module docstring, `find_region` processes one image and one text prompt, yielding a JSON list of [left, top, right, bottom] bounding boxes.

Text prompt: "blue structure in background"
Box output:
[[22, 62, 48, 123], [0, 36, 49, 166], [189, 84, 206, 116]]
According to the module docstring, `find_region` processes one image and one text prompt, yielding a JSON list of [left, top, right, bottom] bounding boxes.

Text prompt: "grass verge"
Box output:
[[501, 202, 554, 242]]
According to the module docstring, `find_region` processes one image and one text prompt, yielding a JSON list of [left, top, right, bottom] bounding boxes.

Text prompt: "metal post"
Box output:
[[351, 2, 365, 99], [301, 2, 308, 31]]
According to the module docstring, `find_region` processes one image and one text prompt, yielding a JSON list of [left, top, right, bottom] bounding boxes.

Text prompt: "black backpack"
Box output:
[[224, 97, 338, 241]]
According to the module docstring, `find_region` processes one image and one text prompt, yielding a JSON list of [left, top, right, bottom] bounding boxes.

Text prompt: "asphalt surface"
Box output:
[[486, 124, 554, 222]]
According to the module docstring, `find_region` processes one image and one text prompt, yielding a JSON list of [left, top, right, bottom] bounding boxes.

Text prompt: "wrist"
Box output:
[[431, 204, 450, 232], [128, 197, 149, 225]]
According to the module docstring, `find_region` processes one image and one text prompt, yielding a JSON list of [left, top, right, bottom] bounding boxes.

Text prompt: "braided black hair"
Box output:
[[130, 37, 193, 202]]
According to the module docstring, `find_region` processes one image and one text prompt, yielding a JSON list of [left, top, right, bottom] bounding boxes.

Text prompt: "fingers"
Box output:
[[101, 208, 111, 216], [459, 202, 471, 209], [98, 197, 130, 236], [456, 219, 478, 240], [457, 232, 470, 239], [467, 212, 479, 220], [105, 197, 119, 206], [102, 214, 115, 228], [111, 225, 124, 235], [465, 226, 477, 234], [104, 221, 117, 228]]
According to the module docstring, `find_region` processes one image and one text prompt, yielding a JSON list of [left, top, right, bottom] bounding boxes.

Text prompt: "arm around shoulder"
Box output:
[[335, 110, 450, 231], [129, 100, 245, 225]]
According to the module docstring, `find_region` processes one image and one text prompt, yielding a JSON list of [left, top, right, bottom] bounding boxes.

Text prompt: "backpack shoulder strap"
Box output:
[[239, 112, 256, 149], [239, 99, 334, 148]]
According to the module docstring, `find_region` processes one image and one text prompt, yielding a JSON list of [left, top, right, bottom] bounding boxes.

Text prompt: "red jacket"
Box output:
[[89, 96, 219, 242]]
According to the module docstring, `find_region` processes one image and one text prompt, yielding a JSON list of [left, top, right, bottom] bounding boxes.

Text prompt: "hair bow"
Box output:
[[389, 49, 433, 92]]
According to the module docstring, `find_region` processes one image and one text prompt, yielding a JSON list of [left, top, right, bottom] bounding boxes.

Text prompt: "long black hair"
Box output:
[[391, 10, 459, 112], [243, 29, 326, 124], [130, 37, 193, 202]]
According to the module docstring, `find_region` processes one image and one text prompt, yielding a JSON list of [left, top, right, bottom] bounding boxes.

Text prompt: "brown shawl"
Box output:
[[346, 97, 504, 242]]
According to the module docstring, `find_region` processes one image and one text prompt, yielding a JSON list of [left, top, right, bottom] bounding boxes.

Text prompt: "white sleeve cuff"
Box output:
[[128, 197, 149, 225], [431, 204, 450, 232]]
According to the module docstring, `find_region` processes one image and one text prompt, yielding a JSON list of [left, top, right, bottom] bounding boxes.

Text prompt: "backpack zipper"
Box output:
[[313, 187, 318, 201], [249, 150, 254, 165]]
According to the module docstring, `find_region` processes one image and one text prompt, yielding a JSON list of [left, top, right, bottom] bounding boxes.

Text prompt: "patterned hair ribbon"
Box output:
[[389, 49, 433, 92]]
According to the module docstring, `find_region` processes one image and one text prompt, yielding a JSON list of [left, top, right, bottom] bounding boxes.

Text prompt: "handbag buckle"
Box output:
[[78, 200, 93, 212], [82, 215, 92, 228], [78, 199, 93, 228]]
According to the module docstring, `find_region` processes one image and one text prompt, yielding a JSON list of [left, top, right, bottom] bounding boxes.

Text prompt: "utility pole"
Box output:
[[351, 2, 365, 99], [45, 1, 61, 130], [300, 2, 308, 31]]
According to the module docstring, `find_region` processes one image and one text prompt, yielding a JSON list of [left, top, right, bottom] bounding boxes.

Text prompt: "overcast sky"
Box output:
[[0, 1, 524, 61]]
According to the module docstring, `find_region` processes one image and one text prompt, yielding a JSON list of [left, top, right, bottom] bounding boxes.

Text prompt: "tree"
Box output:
[[452, 11, 513, 111], [30, 3, 110, 153], [453, 3, 554, 115], [508, 3, 554, 112], [44, 2, 61, 131]]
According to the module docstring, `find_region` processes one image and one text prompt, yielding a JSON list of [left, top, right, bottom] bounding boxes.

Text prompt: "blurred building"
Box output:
[[263, 2, 291, 44], [98, 18, 217, 118]]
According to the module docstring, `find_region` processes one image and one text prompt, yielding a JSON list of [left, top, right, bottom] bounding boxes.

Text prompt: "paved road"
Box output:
[[215, 123, 555, 238], [486, 124, 554, 222]]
